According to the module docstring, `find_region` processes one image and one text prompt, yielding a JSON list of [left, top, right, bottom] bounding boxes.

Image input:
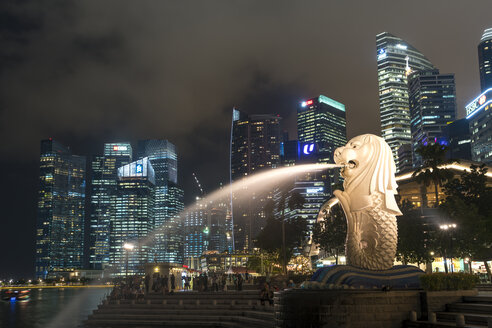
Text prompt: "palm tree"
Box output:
[[412, 144, 454, 207]]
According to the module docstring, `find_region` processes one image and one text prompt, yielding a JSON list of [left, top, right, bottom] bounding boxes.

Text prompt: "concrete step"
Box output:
[[97, 303, 274, 312], [464, 296, 492, 303], [84, 319, 244, 327], [447, 302, 492, 314], [436, 311, 492, 325], [105, 299, 268, 307], [403, 320, 485, 328], [85, 314, 272, 328], [91, 309, 274, 318]]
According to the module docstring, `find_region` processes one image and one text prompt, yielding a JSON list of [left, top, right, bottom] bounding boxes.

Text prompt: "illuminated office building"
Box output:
[[282, 172, 331, 245], [110, 158, 155, 276], [408, 69, 456, 167], [466, 88, 492, 164], [443, 119, 471, 161], [296, 94, 346, 197], [208, 199, 230, 254], [89, 143, 132, 270], [137, 140, 183, 263], [230, 109, 282, 250], [297, 95, 347, 162], [183, 197, 209, 269], [35, 139, 86, 279], [478, 28, 492, 92], [376, 32, 435, 169]]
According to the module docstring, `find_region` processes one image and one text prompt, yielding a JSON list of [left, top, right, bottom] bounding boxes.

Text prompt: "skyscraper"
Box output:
[[89, 143, 132, 270], [376, 32, 435, 168], [408, 69, 456, 167], [443, 119, 472, 161], [110, 158, 155, 276], [466, 88, 492, 164], [208, 202, 229, 253], [297, 95, 347, 162], [137, 140, 183, 263], [35, 139, 86, 279], [478, 28, 492, 92], [183, 197, 209, 269], [297, 94, 347, 193], [230, 109, 282, 250]]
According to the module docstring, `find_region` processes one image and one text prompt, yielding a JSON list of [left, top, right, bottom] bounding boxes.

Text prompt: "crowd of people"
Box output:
[[108, 270, 296, 307]]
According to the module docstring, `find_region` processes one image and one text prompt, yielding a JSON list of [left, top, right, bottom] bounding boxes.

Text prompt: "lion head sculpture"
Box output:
[[334, 134, 402, 215]]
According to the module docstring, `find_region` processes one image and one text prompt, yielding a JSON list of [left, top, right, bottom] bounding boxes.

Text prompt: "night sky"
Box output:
[[1, 0, 491, 278]]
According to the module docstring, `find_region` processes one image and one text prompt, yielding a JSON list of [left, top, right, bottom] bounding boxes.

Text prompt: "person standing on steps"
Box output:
[[170, 273, 175, 294], [162, 275, 168, 295], [144, 274, 150, 294], [237, 273, 243, 291]]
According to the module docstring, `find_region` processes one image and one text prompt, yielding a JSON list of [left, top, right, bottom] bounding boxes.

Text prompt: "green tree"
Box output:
[[312, 203, 346, 265], [247, 251, 282, 275], [412, 144, 454, 207], [441, 164, 492, 278]]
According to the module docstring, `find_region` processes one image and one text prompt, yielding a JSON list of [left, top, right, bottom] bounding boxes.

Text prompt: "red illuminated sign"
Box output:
[[479, 95, 487, 105], [306, 99, 313, 105], [113, 145, 118, 151]]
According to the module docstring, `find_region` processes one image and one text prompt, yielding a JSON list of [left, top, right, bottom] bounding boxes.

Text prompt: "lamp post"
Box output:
[[123, 243, 135, 283], [439, 224, 457, 273]]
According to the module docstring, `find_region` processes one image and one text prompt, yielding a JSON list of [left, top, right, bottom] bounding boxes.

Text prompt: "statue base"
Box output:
[[302, 265, 424, 289]]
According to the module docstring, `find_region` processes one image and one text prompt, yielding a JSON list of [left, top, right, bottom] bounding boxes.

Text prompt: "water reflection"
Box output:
[[0, 288, 111, 328]]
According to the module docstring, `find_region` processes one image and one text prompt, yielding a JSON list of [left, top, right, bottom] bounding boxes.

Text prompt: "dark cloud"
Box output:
[[1, 0, 491, 277]]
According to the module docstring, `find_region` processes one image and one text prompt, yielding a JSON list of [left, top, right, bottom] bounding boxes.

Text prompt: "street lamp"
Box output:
[[439, 223, 457, 273], [123, 243, 135, 283]]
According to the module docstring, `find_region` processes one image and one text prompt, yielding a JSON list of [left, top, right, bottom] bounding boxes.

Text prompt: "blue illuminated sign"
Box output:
[[303, 143, 315, 155], [136, 164, 143, 174]]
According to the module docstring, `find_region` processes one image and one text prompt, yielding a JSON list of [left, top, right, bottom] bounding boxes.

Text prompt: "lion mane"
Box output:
[[342, 134, 402, 216]]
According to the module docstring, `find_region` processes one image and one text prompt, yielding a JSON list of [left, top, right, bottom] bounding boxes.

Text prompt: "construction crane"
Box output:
[[192, 172, 204, 196]]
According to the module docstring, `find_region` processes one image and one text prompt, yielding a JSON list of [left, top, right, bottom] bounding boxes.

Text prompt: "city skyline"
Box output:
[[2, 1, 492, 278]]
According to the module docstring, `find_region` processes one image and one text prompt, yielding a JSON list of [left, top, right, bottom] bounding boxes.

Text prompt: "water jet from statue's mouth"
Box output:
[[347, 160, 357, 169]]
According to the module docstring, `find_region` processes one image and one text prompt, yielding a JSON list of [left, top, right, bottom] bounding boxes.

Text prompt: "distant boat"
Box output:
[[1, 289, 30, 302]]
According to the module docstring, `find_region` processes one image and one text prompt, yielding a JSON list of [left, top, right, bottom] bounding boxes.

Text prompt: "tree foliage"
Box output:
[[247, 251, 282, 275], [312, 203, 346, 264], [441, 164, 492, 262], [412, 143, 454, 207]]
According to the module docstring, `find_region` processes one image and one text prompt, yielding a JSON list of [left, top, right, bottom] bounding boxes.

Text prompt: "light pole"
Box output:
[[123, 243, 135, 283], [439, 224, 457, 273]]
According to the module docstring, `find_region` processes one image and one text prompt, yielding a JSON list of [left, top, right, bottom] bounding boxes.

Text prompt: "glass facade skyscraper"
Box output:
[[89, 143, 132, 270], [110, 158, 156, 276], [478, 28, 492, 92], [183, 197, 209, 269], [297, 94, 346, 195], [297, 95, 347, 161], [35, 139, 86, 279], [230, 109, 282, 250], [376, 32, 435, 169], [408, 69, 456, 167], [466, 88, 492, 164], [137, 140, 184, 264]]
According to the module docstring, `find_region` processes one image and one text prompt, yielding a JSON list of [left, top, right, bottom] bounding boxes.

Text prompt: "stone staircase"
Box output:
[[405, 295, 492, 327], [83, 290, 274, 328]]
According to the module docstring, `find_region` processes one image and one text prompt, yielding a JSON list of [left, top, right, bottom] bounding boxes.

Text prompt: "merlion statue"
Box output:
[[317, 134, 402, 271]]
